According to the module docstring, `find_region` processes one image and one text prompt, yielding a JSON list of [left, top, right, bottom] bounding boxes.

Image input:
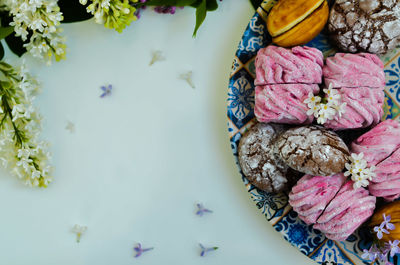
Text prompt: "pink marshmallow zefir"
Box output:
[[351, 119, 400, 166], [370, 148, 400, 201], [255, 45, 324, 85], [314, 181, 376, 241], [255, 84, 320, 124], [289, 174, 346, 225], [323, 53, 385, 89], [323, 87, 384, 130], [322, 53, 385, 130], [254, 45, 323, 124]]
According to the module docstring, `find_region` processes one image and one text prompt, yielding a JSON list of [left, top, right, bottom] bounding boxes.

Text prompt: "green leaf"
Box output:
[[191, 0, 218, 10], [193, 0, 207, 37], [144, 0, 197, 6], [58, 0, 93, 23], [206, 0, 218, 10], [0, 42, 4, 60], [5, 34, 26, 57], [0, 27, 14, 40], [249, 0, 263, 9]]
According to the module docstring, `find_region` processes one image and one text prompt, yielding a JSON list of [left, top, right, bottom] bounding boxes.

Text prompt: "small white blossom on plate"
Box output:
[[304, 92, 321, 117], [334, 102, 347, 118], [304, 84, 346, 124], [344, 152, 376, 189], [317, 104, 336, 124], [304, 93, 321, 107], [323, 85, 341, 106], [179, 71, 195, 89], [72, 224, 87, 243]]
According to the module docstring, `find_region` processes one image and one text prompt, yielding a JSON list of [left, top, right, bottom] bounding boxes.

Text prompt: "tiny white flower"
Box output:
[[30, 18, 47, 32], [316, 104, 336, 124], [324, 87, 341, 106], [316, 114, 326, 124], [345, 152, 376, 189], [365, 166, 376, 181], [350, 152, 364, 163], [79, 0, 88, 5], [304, 93, 321, 107], [335, 102, 347, 117], [94, 10, 105, 24], [101, 0, 110, 9], [307, 104, 320, 117], [352, 174, 369, 189], [72, 224, 87, 243], [11, 104, 25, 122]]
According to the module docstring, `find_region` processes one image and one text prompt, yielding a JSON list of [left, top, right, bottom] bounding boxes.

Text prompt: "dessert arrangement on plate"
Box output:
[[228, 0, 400, 264]]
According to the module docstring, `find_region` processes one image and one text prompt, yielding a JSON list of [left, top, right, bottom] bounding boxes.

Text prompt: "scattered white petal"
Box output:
[[65, 121, 75, 133], [72, 224, 87, 243], [179, 71, 195, 89], [149, 50, 165, 66]]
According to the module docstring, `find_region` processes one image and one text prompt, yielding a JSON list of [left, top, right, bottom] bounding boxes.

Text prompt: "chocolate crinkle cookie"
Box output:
[[238, 123, 296, 193], [276, 125, 350, 176], [328, 0, 400, 54]]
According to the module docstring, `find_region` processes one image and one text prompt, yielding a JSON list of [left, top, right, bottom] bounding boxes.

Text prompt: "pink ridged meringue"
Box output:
[[255, 45, 323, 85], [324, 53, 385, 89], [369, 148, 400, 201], [314, 181, 376, 241], [255, 84, 319, 124], [351, 119, 400, 166], [324, 87, 384, 130], [289, 174, 346, 225]]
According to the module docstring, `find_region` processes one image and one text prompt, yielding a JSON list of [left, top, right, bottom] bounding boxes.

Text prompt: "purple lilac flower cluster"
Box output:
[[362, 214, 399, 265], [154, 6, 184, 14], [135, 0, 182, 17]]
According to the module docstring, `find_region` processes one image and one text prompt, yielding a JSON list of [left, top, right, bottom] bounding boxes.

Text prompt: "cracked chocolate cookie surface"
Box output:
[[276, 125, 349, 176], [238, 123, 294, 193], [328, 0, 400, 54]]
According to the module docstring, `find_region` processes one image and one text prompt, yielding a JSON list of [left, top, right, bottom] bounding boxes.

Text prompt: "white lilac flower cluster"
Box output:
[[80, 0, 139, 33], [344, 152, 376, 189], [362, 214, 399, 265], [2, 0, 66, 64], [0, 61, 52, 187], [304, 84, 346, 124]]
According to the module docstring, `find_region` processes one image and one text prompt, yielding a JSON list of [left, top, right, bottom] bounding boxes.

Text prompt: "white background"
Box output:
[[0, 1, 313, 264]]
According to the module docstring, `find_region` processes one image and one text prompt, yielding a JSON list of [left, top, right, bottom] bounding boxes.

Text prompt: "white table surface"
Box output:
[[0, 1, 313, 264]]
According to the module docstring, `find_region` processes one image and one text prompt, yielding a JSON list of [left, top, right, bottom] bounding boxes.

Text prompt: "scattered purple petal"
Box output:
[[374, 223, 389, 239], [196, 203, 213, 216], [133, 243, 154, 258], [362, 245, 380, 261], [383, 214, 396, 231], [100, 84, 112, 98], [387, 240, 400, 257], [199, 243, 218, 257]]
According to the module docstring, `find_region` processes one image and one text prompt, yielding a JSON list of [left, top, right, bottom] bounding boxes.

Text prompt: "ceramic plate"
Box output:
[[227, 1, 400, 264]]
